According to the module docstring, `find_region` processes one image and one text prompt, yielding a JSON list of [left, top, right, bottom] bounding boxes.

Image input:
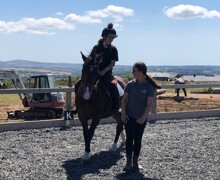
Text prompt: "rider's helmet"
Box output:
[[101, 23, 118, 38]]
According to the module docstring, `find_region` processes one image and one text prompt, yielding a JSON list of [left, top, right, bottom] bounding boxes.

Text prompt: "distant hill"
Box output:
[[0, 60, 132, 76], [0, 60, 83, 76], [1, 60, 220, 76]]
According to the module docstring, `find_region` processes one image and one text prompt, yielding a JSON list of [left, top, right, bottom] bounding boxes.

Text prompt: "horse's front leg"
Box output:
[[87, 118, 100, 145], [81, 118, 100, 161], [81, 121, 91, 161]]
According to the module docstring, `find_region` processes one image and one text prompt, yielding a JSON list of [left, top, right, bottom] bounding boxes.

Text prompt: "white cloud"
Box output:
[[0, 5, 134, 35], [65, 13, 102, 24], [113, 23, 124, 31], [56, 12, 64, 16], [65, 5, 134, 24], [88, 5, 134, 22], [164, 4, 220, 19], [0, 17, 74, 35]]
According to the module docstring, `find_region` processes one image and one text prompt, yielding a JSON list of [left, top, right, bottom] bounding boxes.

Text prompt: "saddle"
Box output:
[[100, 78, 124, 97], [99, 78, 124, 113]]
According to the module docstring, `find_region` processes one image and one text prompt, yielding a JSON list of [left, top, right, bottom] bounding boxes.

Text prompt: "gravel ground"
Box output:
[[0, 117, 220, 180]]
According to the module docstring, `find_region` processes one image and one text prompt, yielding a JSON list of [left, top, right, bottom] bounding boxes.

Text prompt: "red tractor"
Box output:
[[0, 70, 65, 119]]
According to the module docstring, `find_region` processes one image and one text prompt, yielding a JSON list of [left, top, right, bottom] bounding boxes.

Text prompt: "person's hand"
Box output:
[[136, 116, 146, 124], [121, 112, 129, 124]]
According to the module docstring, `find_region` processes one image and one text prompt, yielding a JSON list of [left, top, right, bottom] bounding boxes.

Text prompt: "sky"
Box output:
[[0, 0, 220, 66]]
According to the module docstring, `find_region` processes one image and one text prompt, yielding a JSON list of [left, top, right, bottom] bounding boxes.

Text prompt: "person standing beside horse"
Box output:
[[121, 62, 155, 172], [74, 23, 120, 113]]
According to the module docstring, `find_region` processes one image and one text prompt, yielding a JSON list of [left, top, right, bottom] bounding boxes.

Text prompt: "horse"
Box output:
[[75, 52, 126, 161]]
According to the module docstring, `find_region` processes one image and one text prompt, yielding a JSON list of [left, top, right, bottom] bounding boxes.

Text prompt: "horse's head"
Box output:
[[80, 52, 101, 100]]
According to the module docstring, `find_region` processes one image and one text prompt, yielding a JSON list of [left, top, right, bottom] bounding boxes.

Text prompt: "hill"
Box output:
[[1, 60, 220, 76]]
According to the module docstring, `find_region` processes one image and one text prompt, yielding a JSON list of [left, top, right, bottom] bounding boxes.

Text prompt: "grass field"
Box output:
[[0, 94, 21, 104], [0, 94, 24, 121]]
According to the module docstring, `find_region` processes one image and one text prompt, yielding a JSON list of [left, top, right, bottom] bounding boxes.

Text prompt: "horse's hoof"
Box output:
[[109, 143, 117, 152], [81, 151, 90, 161], [120, 142, 126, 147]]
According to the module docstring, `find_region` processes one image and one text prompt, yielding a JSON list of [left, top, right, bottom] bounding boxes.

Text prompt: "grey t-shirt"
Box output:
[[125, 79, 154, 119]]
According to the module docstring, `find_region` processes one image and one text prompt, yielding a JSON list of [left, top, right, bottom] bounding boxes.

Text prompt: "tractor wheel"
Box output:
[[47, 110, 56, 119]]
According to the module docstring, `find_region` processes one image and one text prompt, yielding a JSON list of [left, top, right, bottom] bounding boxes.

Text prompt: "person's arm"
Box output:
[[136, 96, 154, 124], [99, 60, 116, 76], [106, 60, 116, 72], [121, 92, 129, 123]]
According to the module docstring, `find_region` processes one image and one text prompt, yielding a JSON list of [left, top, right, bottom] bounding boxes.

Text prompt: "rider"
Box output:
[[74, 23, 120, 113]]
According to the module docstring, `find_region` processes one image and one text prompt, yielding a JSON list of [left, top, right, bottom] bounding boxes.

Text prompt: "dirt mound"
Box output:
[[157, 93, 220, 112]]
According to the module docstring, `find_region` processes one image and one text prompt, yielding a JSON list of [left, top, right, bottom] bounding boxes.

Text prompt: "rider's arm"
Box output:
[[99, 60, 116, 76], [104, 60, 116, 73]]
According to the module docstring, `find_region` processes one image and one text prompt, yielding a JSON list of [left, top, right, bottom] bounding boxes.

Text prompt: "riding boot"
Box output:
[[110, 83, 120, 113], [123, 156, 132, 172], [133, 156, 143, 172]]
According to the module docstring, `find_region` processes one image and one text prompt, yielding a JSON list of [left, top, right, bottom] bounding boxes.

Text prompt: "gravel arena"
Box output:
[[0, 117, 219, 180]]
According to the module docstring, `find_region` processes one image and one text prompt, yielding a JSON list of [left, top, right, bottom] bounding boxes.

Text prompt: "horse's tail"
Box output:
[[146, 74, 161, 89]]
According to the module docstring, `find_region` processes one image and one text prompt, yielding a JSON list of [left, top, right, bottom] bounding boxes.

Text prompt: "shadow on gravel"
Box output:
[[62, 149, 123, 179], [59, 126, 71, 131], [115, 171, 155, 180]]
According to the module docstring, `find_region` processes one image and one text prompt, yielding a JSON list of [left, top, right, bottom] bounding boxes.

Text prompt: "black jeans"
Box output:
[[176, 88, 187, 97], [124, 117, 146, 157]]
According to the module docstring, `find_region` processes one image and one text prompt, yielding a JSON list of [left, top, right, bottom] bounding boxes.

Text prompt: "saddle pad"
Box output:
[[117, 83, 124, 97]]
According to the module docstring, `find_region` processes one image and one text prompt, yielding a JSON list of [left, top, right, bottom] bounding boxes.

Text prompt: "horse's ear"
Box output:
[[80, 51, 87, 62]]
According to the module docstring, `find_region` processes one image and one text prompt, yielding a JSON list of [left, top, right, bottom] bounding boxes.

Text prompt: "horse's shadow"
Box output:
[[62, 149, 123, 180]]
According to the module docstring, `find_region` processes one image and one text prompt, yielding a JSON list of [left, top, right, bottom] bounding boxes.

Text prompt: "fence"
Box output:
[[1, 83, 220, 132], [0, 87, 75, 111], [152, 83, 220, 114], [1, 83, 220, 119]]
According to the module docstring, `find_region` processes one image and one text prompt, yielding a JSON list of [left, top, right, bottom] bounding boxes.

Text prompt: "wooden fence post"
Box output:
[[64, 76, 73, 125], [66, 76, 72, 112]]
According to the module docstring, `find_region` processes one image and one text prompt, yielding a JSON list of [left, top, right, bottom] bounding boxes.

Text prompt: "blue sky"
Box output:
[[0, 0, 220, 66]]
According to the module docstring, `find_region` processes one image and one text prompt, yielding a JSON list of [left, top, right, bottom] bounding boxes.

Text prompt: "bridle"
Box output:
[[80, 64, 100, 100]]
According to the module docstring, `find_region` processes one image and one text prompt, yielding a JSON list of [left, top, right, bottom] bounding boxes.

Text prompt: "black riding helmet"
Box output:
[[101, 23, 118, 38]]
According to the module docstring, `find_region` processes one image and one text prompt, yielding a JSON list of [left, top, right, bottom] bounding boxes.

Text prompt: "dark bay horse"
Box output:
[[75, 52, 126, 160]]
